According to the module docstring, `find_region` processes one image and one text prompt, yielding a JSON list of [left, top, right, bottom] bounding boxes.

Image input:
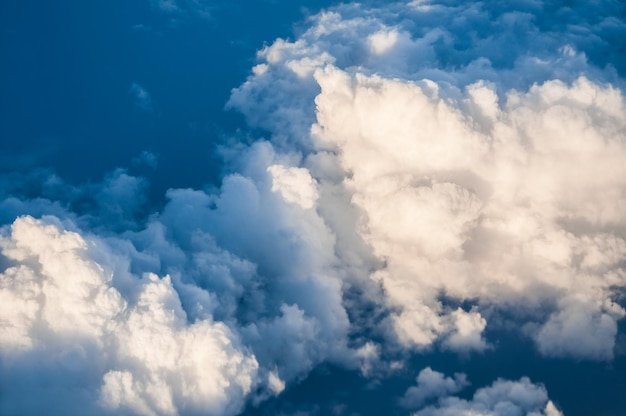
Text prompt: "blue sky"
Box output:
[[1, 0, 336, 194], [1, 1, 626, 415]]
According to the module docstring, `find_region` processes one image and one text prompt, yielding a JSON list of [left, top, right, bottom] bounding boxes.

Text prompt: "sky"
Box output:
[[1, 1, 626, 415]]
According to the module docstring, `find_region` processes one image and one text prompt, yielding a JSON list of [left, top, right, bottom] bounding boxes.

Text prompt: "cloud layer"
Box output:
[[2, 0, 626, 414]]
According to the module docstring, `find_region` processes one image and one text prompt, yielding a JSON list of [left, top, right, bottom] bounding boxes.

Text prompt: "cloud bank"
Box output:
[[230, 0, 626, 361], [2, 0, 626, 414], [405, 369, 563, 416]]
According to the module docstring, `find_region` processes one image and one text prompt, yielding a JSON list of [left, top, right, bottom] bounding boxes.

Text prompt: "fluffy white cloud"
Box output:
[[401, 368, 563, 416], [0, 216, 258, 415], [312, 67, 626, 357], [267, 164, 319, 209], [0, 143, 369, 413], [228, 1, 626, 359], [2, 0, 626, 413], [412, 376, 563, 416]]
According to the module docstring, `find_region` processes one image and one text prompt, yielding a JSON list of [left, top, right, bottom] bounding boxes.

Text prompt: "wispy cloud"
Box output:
[[150, 0, 215, 20], [129, 82, 153, 112]]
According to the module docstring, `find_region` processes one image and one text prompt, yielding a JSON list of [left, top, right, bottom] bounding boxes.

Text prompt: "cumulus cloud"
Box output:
[[0, 142, 369, 412], [412, 375, 563, 416], [0, 166, 149, 232], [2, 0, 626, 414], [132, 150, 159, 170], [312, 67, 626, 357], [0, 216, 258, 415], [149, 142, 360, 381], [228, 0, 626, 360]]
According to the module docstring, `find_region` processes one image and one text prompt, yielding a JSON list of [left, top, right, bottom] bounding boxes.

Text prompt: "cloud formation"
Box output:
[[400, 367, 469, 409], [229, 0, 626, 360], [2, 0, 626, 414], [408, 371, 563, 416], [0, 216, 258, 415]]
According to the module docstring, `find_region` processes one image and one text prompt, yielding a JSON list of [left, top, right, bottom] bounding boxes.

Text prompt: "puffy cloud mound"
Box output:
[[401, 368, 563, 416], [229, 0, 626, 359], [0, 216, 258, 415], [400, 367, 469, 408], [412, 375, 563, 416]]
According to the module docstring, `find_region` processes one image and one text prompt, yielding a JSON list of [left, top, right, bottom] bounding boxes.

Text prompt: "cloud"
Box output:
[[400, 367, 469, 409], [0, 141, 371, 411], [0, 216, 258, 415], [2, 0, 626, 414], [149, 0, 214, 20], [0, 141, 377, 413], [149, 141, 361, 381], [312, 67, 626, 357], [267, 164, 319, 209], [130, 82, 153, 112], [228, 0, 626, 360], [412, 375, 563, 416]]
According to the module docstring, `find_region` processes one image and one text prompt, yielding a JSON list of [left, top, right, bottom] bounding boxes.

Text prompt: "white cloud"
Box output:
[[313, 65, 626, 358], [0, 216, 258, 415], [405, 372, 563, 416], [368, 29, 399, 55], [155, 143, 356, 380], [228, 1, 626, 360], [2, 0, 626, 413], [268, 164, 319, 209], [443, 308, 489, 352]]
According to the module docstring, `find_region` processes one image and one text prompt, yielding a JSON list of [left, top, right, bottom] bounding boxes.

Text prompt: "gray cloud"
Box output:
[[149, 0, 215, 20], [412, 375, 563, 416], [400, 367, 469, 409], [0, 216, 258, 415]]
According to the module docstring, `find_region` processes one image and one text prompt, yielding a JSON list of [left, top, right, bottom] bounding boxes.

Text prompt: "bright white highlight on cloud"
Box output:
[[368, 29, 399, 55], [268, 164, 319, 209], [0, 216, 258, 416]]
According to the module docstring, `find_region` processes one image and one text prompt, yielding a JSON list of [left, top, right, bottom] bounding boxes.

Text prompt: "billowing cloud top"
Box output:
[[229, 0, 626, 363], [2, 0, 626, 414]]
